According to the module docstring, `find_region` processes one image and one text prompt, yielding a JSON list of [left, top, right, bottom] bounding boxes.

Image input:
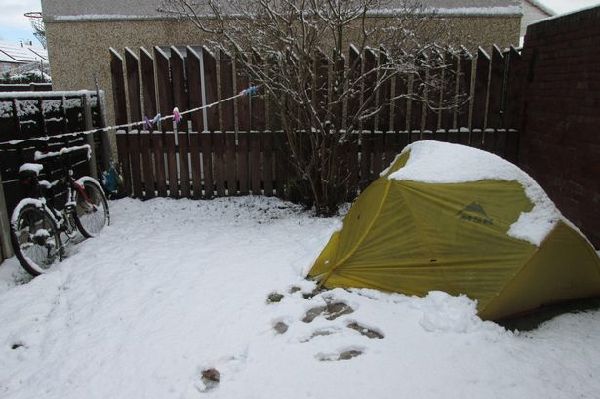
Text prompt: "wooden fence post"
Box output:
[[0, 174, 13, 260], [82, 93, 99, 179], [97, 90, 112, 170], [110, 48, 132, 196]]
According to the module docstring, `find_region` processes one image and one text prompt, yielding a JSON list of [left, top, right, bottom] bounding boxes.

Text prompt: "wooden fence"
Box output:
[[0, 90, 104, 142], [112, 44, 523, 199], [0, 83, 52, 92], [0, 90, 109, 263]]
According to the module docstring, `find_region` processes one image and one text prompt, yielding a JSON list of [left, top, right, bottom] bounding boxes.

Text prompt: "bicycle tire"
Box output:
[[10, 201, 63, 276], [73, 177, 110, 238]]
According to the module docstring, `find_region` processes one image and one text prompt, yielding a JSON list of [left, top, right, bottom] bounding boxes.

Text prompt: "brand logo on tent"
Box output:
[[457, 202, 493, 225]]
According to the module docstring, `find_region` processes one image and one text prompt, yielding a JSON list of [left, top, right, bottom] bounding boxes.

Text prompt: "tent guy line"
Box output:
[[0, 85, 260, 147]]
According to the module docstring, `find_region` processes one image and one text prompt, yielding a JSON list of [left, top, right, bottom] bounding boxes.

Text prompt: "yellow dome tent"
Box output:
[[308, 141, 600, 320]]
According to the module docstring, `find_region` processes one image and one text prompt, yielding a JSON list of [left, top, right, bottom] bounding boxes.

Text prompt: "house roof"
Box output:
[[0, 42, 48, 64], [0, 52, 15, 64], [529, 0, 600, 15], [42, 0, 522, 22], [521, 0, 552, 36]]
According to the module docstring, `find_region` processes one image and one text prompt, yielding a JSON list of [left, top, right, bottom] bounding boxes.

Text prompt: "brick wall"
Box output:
[[519, 6, 600, 248]]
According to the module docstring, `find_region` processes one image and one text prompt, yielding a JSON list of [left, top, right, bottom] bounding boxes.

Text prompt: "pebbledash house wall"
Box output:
[[43, 12, 521, 128], [519, 6, 600, 248]]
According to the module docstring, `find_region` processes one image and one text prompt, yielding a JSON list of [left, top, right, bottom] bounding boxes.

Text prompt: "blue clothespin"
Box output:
[[152, 113, 162, 130], [241, 86, 259, 97]]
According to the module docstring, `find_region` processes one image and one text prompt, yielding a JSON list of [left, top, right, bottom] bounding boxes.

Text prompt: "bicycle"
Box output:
[[10, 144, 110, 276]]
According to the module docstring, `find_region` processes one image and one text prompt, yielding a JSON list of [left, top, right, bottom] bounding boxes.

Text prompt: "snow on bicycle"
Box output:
[[10, 144, 109, 276]]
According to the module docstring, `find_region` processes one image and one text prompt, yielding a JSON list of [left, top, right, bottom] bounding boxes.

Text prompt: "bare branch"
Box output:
[[158, 0, 462, 215]]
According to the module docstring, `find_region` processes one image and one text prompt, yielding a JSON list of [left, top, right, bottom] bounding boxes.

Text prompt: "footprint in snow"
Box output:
[[299, 327, 340, 342], [266, 292, 285, 304], [302, 301, 354, 323], [298, 321, 384, 344], [185, 369, 220, 396], [346, 322, 384, 339], [273, 321, 289, 334], [199, 368, 220, 391], [316, 347, 364, 361]]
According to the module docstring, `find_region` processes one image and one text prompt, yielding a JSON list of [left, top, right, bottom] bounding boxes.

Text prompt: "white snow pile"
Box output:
[[18, 163, 44, 176], [34, 144, 91, 161], [10, 198, 47, 225], [418, 291, 498, 334], [530, 0, 600, 16], [384, 140, 563, 246], [1, 197, 600, 399]]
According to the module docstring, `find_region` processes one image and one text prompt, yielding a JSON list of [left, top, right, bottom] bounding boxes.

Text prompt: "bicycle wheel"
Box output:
[[73, 177, 110, 238], [10, 202, 63, 276]]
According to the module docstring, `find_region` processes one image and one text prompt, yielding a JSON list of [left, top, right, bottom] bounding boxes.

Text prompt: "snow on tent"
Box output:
[[308, 141, 600, 320]]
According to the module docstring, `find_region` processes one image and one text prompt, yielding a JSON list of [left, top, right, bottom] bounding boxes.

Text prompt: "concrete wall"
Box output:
[[45, 16, 520, 128], [519, 6, 600, 248]]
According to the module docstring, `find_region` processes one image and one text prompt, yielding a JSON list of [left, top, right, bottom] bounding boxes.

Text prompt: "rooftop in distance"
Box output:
[[0, 41, 48, 65]]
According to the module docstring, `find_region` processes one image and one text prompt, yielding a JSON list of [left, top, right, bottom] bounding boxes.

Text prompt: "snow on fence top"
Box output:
[[384, 140, 564, 246], [18, 163, 44, 175], [34, 144, 91, 162], [530, 0, 600, 17], [0, 90, 99, 100]]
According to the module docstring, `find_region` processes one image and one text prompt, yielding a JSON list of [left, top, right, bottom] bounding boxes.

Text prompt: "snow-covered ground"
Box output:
[[1, 197, 599, 399]]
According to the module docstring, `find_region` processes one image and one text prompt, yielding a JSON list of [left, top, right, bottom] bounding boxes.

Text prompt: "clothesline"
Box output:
[[0, 85, 260, 147]]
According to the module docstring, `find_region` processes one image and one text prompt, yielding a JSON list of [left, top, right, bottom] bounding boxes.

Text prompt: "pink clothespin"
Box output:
[[173, 107, 182, 124]]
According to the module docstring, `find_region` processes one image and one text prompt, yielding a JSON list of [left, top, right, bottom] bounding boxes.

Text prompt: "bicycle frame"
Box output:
[[24, 148, 97, 242], [46, 170, 95, 241]]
